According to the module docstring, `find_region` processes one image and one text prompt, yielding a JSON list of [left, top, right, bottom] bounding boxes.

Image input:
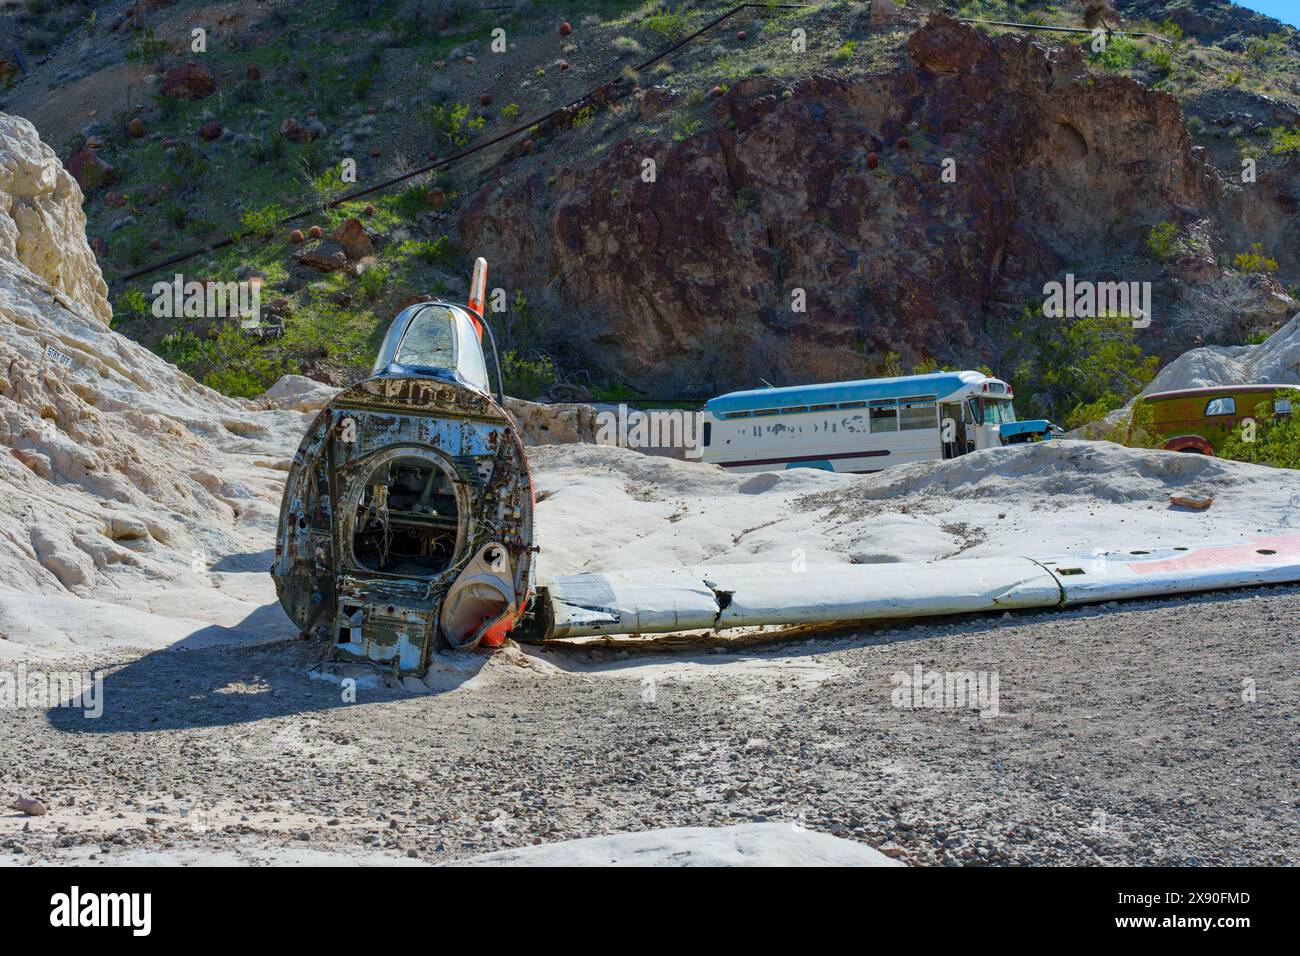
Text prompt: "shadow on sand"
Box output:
[[45, 600, 489, 734]]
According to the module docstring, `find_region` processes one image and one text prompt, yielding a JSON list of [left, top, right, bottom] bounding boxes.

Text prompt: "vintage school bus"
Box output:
[[700, 371, 1057, 474]]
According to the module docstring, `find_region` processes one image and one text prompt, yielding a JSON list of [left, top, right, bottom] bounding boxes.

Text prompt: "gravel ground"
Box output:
[[2, 585, 1296, 866]]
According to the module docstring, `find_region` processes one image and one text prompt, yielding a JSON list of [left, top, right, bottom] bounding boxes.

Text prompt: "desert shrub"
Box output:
[[1268, 126, 1300, 155], [280, 299, 373, 377], [612, 36, 644, 57], [292, 138, 331, 177], [357, 263, 390, 301], [421, 102, 485, 148], [1090, 35, 1140, 71], [158, 324, 283, 398], [1219, 393, 1300, 468], [1245, 32, 1286, 64], [865, 349, 904, 378], [998, 308, 1159, 425], [301, 160, 349, 206], [249, 132, 287, 164], [1145, 221, 1179, 262], [672, 117, 703, 141], [238, 203, 286, 238], [160, 200, 189, 230], [122, 233, 151, 267], [397, 236, 458, 266], [732, 185, 759, 213], [500, 348, 559, 400], [1233, 243, 1278, 275], [127, 27, 169, 63], [1079, 396, 1164, 447], [493, 290, 548, 354], [1144, 43, 1173, 74], [114, 288, 150, 322], [643, 10, 689, 42], [232, 79, 261, 105], [833, 40, 857, 63], [163, 142, 208, 189]]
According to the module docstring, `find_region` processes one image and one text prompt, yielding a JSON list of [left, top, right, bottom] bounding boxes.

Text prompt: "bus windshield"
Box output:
[[981, 399, 1017, 425]]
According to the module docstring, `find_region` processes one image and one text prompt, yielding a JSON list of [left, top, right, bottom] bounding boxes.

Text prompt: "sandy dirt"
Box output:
[[2, 581, 1295, 866]]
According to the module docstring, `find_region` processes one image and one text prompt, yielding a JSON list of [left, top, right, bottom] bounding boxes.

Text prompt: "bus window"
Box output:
[[899, 404, 937, 430], [703, 422, 712, 447], [870, 406, 898, 433], [1205, 397, 1236, 417]]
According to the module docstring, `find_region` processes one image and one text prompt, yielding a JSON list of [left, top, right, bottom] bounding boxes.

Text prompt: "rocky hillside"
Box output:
[[1, 0, 1297, 402]]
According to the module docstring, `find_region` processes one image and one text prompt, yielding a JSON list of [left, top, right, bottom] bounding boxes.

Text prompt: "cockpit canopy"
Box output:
[[371, 302, 490, 394]]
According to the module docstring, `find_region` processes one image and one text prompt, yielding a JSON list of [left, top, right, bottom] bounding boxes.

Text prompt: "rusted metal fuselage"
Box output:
[[271, 296, 534, 675]]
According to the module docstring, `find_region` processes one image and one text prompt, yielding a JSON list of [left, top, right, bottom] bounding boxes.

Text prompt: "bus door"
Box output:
[[939, 402, 969, 459]]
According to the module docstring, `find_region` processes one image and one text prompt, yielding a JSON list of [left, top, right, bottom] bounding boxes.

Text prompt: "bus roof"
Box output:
[[705, 371, 998, 417], [1142, 383, 1300, 402]]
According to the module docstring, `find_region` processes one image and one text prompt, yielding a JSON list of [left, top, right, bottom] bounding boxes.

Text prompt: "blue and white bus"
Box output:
[[700, 371, 1057, 474]]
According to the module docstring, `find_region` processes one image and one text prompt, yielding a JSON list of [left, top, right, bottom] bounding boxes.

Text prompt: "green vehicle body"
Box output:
[[1138, 384, 1297, 455]]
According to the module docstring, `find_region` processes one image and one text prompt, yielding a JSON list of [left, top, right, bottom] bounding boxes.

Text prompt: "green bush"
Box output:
[[114, 288, 150, 323], [302, 161, 349, 206], [643, 11, 689, 43], [1219, 393, 1300, 468], [998, 308, 1159, 425], [157, 323, 284, 398], [1233, 243, 1278, 275], [421, 102, 485, 148], [1144, 43, 1173, 75], [238, 203, 287, 238], [1090, 35, 1141, 71], [1268, 126, 1300, 155], [1082, 395, 1163, 448], [357, 263, 390, 301], [397, 236, 458, 266], [500, 348, 559, 400], [1145, 221, 1179, 262]]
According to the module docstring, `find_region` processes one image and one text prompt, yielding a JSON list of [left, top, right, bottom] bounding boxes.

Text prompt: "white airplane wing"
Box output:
[[540, 534, 1300, 639]]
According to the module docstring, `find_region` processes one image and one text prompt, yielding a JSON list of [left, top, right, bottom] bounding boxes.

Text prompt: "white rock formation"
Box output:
[[1141, 311, 1300, 394], [0, 112, 314, 653]]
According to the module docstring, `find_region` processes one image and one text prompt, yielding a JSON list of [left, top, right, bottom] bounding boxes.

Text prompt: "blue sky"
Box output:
[[1233, 1, 1300, 29]]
